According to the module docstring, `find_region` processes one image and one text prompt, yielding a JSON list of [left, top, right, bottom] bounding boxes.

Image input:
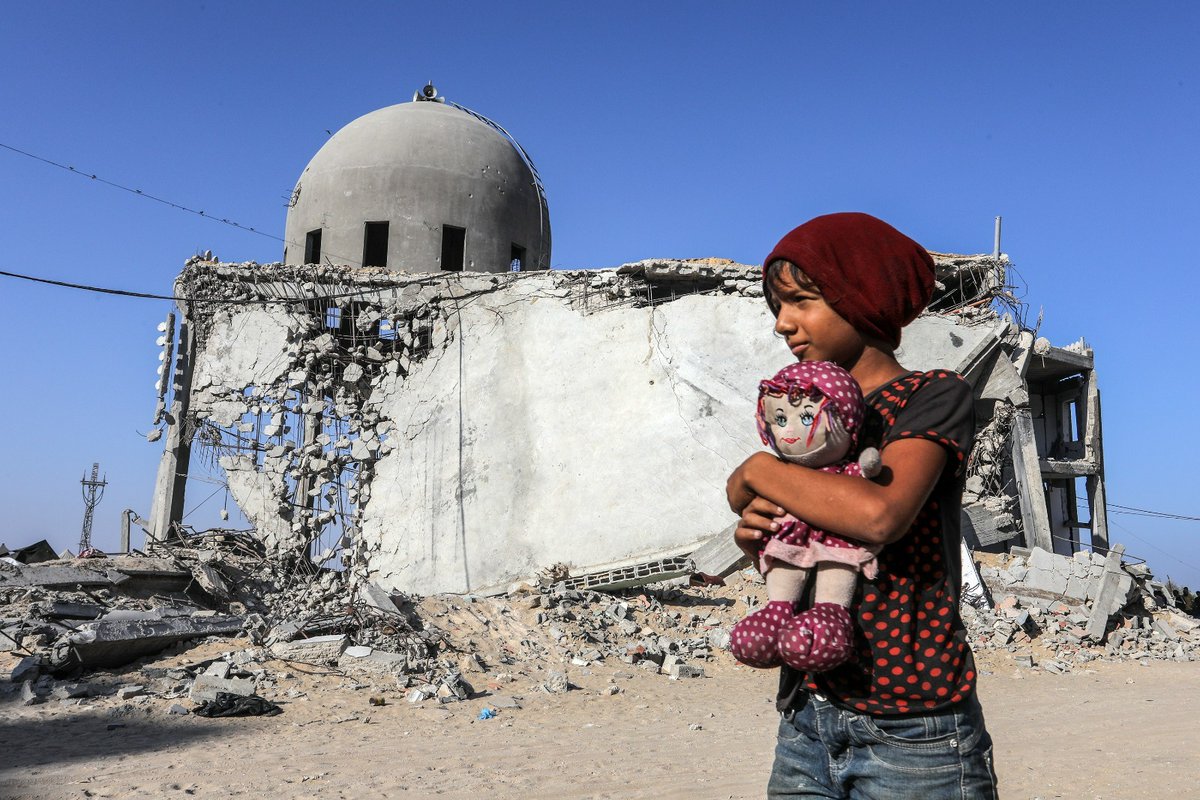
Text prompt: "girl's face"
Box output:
[[768, 264, 865, 369]]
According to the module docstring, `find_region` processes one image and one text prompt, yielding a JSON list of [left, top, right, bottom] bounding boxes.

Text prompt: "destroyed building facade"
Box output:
[[141, 251, 1112, 596], [133, 88, 1111, 595]]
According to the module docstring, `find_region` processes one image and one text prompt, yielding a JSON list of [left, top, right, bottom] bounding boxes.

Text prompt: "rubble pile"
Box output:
[[963, 546, 1200, 673], [1, 530, 754, 713], [0, 530, 464, 709], [6, 533, 1200, 717], [466, 579, 730, 677]]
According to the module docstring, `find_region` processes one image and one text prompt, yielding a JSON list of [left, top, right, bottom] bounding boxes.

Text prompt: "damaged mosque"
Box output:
[[139, 85, 1110, 597]]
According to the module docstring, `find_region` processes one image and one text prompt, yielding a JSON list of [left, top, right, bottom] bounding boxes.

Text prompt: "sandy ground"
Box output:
[[1, 645, 1197, 800]]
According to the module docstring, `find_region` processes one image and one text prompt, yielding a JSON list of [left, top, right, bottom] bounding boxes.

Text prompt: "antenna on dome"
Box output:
[[413, 81, 445, 103]]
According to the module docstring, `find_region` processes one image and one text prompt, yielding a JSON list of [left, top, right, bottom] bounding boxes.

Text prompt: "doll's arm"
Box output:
[[728, 437, 947, 548]]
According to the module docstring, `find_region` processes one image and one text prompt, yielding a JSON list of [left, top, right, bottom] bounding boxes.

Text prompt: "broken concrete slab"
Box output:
[[9, 655, 41, 683], [270, 634, 348, 664], [0, 557, 191, 597], [558, 556, 697, 593], [189, 674, 255, 702], [356, 582, 403, 615], [688, 525, 748, 580], [43, 601, 105, 620], [668, 663, 705, 679], [191, 563, 231, 599], [52, 613, 244, 671], [337, 647, 409, 674]]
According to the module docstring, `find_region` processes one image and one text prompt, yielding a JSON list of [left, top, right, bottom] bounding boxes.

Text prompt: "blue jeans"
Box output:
[[767, 692, 998, 799]]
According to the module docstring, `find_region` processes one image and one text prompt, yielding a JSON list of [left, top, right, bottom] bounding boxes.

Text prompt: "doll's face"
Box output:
[[762, 391, 851, 467]]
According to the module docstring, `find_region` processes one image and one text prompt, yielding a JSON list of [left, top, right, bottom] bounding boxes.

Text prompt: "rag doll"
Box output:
[[728, 360, 882, 672]]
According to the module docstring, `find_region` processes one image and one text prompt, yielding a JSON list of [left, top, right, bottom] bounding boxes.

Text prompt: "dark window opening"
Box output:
[[441, 225, 465, 272], [510, 243, 526, 272], [363, 222, 389, 268], [415, 324, 433, 353], [304, 229, 322, 264]]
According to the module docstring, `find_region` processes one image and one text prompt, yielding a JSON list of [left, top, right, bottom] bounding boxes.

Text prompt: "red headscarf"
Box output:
[[763, 212, 935, 348]]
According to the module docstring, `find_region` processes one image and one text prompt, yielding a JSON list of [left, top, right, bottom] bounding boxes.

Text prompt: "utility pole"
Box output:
[[79, 463, 107, 555]]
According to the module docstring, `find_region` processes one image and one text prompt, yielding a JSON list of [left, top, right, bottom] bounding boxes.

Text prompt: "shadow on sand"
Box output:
[[0, 706, 238, 773]]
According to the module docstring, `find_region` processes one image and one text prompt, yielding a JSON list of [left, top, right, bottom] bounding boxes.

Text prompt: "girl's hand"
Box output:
[[733, 496, 786, 562], [726, 451, 776, 514]]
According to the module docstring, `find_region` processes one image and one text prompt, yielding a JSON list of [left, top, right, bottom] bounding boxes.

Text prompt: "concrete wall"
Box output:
[[178, 262, 782, 593], [359, 286, 780, 593], [173, 255, 1064, 595]]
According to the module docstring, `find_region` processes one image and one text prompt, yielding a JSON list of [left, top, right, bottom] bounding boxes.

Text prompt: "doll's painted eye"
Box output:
[[774, 410, 788, 428], [800, 412, 814, 426]]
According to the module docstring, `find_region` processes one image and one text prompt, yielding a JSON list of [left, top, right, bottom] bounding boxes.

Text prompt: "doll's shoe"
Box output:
[[728, 600, 795, 669], [778, 602, 854, 672]]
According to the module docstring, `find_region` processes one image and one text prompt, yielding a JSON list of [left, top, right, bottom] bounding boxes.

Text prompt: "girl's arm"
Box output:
[[727, 437, 949, 555]]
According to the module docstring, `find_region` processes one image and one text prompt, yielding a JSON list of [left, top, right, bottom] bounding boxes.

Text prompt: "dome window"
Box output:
[[441, 225, 465, 272], [304, 229, 322, 265], [362, 222, 389, 268]]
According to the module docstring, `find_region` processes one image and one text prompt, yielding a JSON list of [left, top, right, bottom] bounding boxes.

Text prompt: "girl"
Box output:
[[726, 212, 998, 798]]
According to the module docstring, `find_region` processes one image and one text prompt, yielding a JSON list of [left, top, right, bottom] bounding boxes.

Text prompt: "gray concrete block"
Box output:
[[58, 614, 245, 671], [189, 674, 255, 702], [10, 655, 40, 683], [338, 647, 408, 673], [689, 525, 749, 578], [1064, 576, 1090, 601], [1027, 547, 1061, 572], [21, 680, 44, 706], [1022, 568, 1068, 596], [270, 634, 348, 664], [487, 694, 521, 709], [668, 663, 705, 679], [1153, 619, 1180, 641], [204, 661, 231, 679]]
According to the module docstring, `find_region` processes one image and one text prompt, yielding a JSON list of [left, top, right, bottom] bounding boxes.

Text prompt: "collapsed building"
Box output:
[[143, 249, 1108, 597], [133, 87, 1113, 596], [11, 87, 1183, 710]]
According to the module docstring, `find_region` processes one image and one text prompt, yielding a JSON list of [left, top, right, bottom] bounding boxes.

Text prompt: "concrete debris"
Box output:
[[965, 548, 1200, 673], [189, 674, 255, 702], [10, 655, 41, 683], [270, 634, 349, 665], [554, 557, 697, 593], [55, 612, 245, 671]]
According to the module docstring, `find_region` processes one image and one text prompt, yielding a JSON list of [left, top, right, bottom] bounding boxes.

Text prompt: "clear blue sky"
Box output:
[[2, 3, 1198, 587]]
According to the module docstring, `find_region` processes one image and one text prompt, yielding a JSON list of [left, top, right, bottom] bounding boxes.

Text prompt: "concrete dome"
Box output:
[[284, 97, 550, 273]]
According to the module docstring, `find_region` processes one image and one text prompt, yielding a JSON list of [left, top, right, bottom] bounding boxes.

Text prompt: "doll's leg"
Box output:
[[728, 564, 808, 669], [778, 563, 858, 672]]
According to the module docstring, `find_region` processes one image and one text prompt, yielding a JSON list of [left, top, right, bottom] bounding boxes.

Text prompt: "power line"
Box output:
[[0, 141, 284, 243], [1106, 516, 1200, 575], [1076, 500, 1200, 574], [1108, 502, 1200, 523], [0, 265, 456, 305]]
